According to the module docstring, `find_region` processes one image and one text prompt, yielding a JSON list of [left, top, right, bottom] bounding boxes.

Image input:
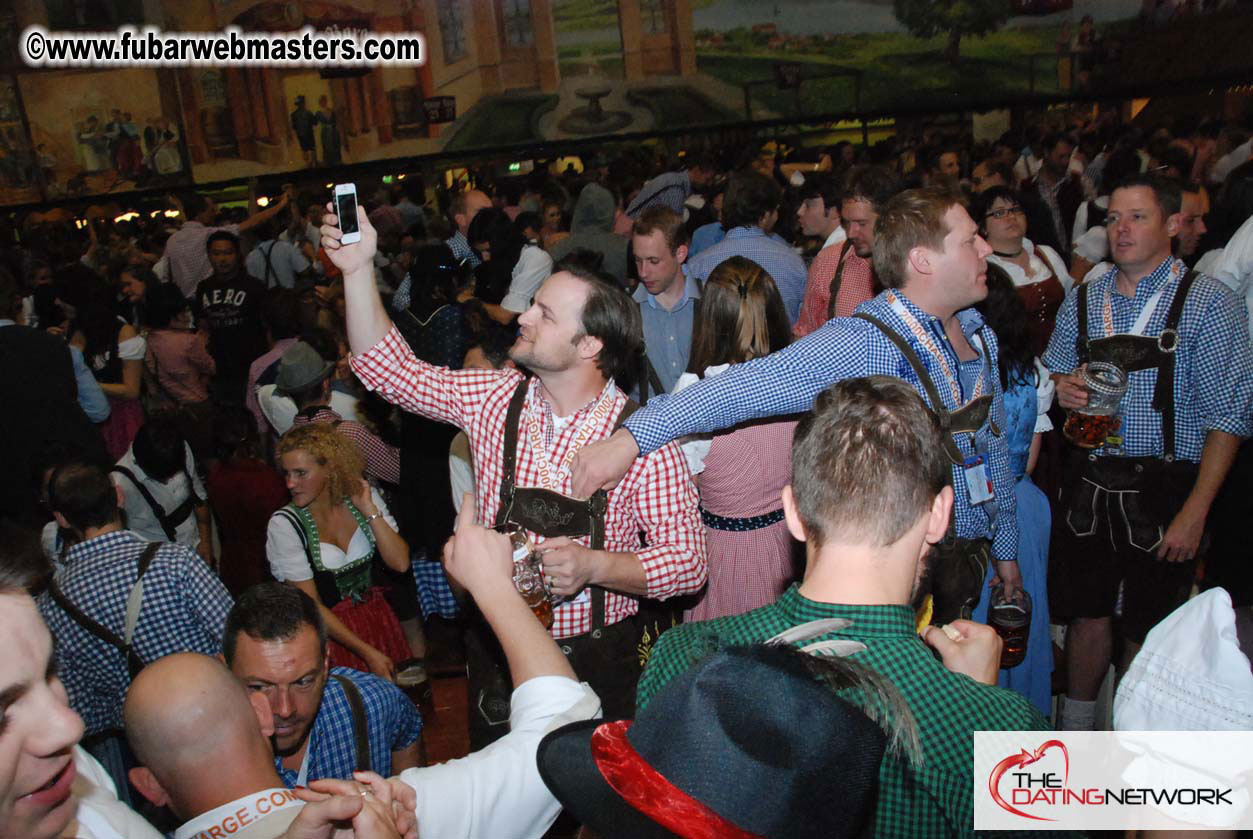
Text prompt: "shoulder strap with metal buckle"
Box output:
[[328, 673, 373, 773], [1154, 269, 1199, 462]]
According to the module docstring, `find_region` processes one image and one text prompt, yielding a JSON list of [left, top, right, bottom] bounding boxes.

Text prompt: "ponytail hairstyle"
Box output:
[[687, 255, 791, 374]]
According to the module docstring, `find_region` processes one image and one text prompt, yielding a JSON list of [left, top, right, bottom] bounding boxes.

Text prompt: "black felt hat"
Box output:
[[536, 645, 887, 839]]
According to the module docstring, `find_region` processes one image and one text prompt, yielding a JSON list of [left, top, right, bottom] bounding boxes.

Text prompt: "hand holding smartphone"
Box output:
[[334, 183, 361, 245]]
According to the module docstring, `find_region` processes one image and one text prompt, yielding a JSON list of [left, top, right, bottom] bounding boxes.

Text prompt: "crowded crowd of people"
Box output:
[[2, 97, 1252, 838]]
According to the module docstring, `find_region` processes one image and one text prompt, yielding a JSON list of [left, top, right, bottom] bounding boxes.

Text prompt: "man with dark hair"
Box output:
[[683, 170, 807, 322], [1177, 181, 1209, 262], [195, 230, 269, 404], [0, 268, 108, 526], [245, 216, 312, 290], [971, 157, 1012, 193], [794, 164, 902, 337], [1022, 131, 1090, 255], [393, 188, 492, 312], [635, 377, 1045, 837], [160, 190, 290, 298], [36, 460, 231, 737], [631, 206, 698, 399], [624, 155, 716, 218], [1044, 172, 1253, 730], [575, 185, 1022, 625], [221, 583, 422, 787], [126, 653, 411, 839], [111, 416, 211, 560], [326, 206, 705, 723]]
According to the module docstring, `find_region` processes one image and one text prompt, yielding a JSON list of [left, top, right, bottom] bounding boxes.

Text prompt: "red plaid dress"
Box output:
[[352, 326, 706, 639]]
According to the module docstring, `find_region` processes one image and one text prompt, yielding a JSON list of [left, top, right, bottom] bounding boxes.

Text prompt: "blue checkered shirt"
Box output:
[[393, 230, 480, 312], [276, 667, 422, 787], [1042, 256, 1253, 461], [625, 170, 691, 217], [683, 226, 808, 324], [37, 530, 232, 734], [624, 290, 1019, 563]]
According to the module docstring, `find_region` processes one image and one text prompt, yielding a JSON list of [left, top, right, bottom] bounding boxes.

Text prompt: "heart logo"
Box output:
[[988, 739, 1070, 821]]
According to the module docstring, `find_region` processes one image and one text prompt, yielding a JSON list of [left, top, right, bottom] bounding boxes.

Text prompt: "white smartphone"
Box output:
[[333, 183, 361, 245]]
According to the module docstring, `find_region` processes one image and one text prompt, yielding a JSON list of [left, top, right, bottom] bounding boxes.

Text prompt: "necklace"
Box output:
[[993, 249, 1024, 258]]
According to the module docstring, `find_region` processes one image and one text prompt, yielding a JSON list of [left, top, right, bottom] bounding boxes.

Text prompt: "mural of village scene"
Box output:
[[19, 68, 189, 198], [0, 0, 1248, 205]]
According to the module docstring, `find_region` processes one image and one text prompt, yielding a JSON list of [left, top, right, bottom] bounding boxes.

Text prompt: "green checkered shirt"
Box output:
[[637, 585, 1050, 838]]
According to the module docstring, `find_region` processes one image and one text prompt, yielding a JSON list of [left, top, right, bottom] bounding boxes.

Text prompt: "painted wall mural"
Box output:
[[2, 0, 1249, 205]]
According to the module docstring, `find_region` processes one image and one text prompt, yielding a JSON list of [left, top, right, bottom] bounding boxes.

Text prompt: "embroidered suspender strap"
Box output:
[[496, 378, 532, 528], [1155, 269, 1198, 462], [329, 674, 373, 773], [1076, 282, 1091, 363], [824, 240, 856, 320], [853, 313, 950, 421], [47, 542, 160, 679]]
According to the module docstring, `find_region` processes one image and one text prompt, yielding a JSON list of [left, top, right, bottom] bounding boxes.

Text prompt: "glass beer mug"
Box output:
[[1062, 361, 1129, 449], [495, 524, 556, 630]]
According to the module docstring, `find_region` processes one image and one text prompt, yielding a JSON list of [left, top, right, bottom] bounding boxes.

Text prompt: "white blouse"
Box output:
[[986, 238, 1073, 293], [265, 486, 396, 582]]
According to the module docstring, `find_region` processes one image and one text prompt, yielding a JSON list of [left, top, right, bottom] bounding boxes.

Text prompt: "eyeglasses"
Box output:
[[985, 206, 1026, 220]]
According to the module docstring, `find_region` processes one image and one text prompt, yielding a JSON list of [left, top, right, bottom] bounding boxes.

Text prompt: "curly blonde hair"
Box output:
[[278, 423, 364, 502]]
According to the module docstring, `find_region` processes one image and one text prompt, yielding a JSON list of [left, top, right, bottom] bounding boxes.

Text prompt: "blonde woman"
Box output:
[[266, 423, 411, 679], [678, 256, 799, 621]]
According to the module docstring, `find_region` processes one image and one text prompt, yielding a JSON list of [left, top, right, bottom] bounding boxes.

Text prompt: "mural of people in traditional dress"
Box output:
[[21, 68, 188, 197]]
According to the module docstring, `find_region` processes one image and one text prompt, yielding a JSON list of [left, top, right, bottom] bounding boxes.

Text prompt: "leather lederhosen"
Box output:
[[495, 377, 638, 634], [855, 312, 1002, 623], [468, 378, 643, 738], [1016, 247, 1067, 358], [1061, 270, 1202, 553]]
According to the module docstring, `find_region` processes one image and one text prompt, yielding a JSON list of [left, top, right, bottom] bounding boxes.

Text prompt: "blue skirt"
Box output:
[[972, 474, 1053, 719]]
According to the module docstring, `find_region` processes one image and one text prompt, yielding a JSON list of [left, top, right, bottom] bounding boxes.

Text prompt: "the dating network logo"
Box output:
[[988, 739, 1071, 821]]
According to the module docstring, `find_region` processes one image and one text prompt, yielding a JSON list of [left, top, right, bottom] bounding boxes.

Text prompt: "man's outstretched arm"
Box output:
[[572, 320, 871, 495], [388, 497, 598, 839], [320, 201, 392, 355]]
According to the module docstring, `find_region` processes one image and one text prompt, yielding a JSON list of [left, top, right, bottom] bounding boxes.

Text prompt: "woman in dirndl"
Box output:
[[266, 423, 412, 680]]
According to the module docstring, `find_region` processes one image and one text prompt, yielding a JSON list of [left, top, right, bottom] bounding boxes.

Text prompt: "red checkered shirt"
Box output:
[[793, 244, 876, 338], [291, 406, 401, 486], [351, 326, 706, 639]]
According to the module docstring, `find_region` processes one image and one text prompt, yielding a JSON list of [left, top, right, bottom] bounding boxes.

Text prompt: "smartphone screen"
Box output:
[[336, 190, 359, 236]]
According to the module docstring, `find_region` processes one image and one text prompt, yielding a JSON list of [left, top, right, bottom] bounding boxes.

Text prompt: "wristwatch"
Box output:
[[364, 512, 382, 525]]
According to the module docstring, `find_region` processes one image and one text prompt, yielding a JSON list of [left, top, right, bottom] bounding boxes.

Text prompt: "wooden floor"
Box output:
[[420, 671, 471, 764]]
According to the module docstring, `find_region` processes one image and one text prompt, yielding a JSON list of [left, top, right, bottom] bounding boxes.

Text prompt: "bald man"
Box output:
[[124, 654, 409, 839]]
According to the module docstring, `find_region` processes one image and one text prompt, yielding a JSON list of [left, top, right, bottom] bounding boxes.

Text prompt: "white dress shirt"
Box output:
[[397, 676, 600, 839]]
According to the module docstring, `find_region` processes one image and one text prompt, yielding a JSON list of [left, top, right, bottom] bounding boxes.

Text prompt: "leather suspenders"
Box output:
[[47, 542, 161, 679]]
